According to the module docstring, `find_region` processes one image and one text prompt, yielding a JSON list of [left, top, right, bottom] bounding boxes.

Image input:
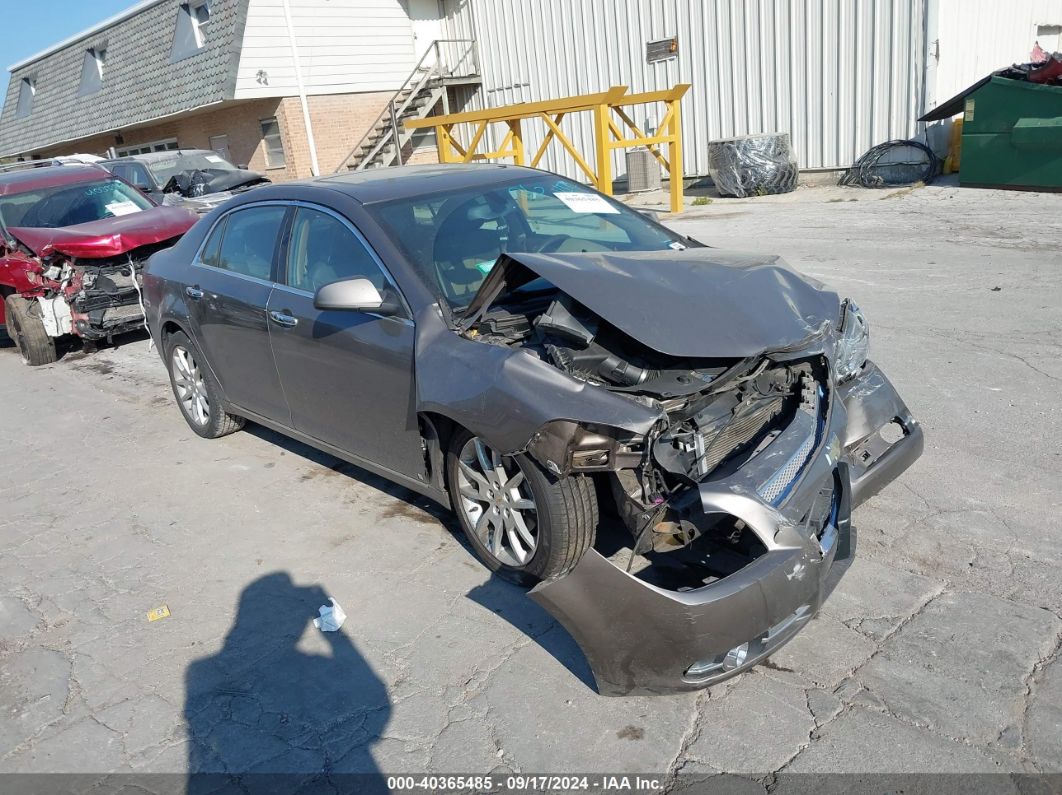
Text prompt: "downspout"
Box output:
[[280, 0, 320, 176]]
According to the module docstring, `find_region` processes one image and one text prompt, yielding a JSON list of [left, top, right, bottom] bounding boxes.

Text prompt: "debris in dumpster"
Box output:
[[313, 598, 346, 632], [1001, 53, 1062, 86], [146, 605, 171, 622], [921, 53, 1062, 124], [839, 140, 941, 188], [706, 132, 798, 198]]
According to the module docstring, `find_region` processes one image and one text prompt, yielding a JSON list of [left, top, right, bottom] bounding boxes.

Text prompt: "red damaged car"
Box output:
[[0, 163, 196, 365]]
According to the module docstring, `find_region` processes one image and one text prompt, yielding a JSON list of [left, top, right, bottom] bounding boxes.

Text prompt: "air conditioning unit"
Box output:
[[626, 147, 662, 192]]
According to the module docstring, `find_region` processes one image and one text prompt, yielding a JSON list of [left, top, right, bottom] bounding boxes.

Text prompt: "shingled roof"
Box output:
[[0, 0, 250, 157]]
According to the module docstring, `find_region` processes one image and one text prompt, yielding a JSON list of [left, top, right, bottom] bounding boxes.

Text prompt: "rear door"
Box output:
[[266, 204, 424, 477], [187, 203, 291, 423]]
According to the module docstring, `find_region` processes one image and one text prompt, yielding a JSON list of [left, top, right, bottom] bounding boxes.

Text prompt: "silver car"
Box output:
[[142, 165, 923, 695]]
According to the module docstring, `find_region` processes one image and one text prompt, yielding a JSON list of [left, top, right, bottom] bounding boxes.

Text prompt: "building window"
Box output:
[[1036, 24, 1062, 53], [115, 138, 179, 157], [78, 48, 106, 96], [171, 1, 210, 62], [15, 78, 35, 118], [260, 118, 286, 168]]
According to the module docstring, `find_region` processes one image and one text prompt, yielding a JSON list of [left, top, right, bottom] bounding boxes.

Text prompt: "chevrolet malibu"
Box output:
[[142, 165, 923, 695]]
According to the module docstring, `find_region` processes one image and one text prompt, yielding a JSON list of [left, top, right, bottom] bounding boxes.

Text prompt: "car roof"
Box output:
[[0, 164, 112, 196], [105, 149, 214, 163], [311, 163, 542, 204]]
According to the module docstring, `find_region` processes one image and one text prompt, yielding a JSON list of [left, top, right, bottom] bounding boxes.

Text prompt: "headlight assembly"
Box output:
[[835, 299, 869, 382]]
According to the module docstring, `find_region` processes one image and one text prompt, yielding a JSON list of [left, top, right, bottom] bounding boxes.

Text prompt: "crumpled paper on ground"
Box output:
[[313, 598, 347, 632]]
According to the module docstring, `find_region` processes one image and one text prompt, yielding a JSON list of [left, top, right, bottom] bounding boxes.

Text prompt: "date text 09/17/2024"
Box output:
[[387, 775, 663, 791]]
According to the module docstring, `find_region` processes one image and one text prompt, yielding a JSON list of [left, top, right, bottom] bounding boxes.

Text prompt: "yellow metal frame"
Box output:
[[406, 84, 690, 213]]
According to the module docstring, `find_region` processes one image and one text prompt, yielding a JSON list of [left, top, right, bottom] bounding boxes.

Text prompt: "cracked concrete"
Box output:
[[1, 181, 1060, 780]]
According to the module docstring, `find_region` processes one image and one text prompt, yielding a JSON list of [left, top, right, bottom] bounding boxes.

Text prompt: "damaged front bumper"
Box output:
[[838, 362, 924, 507], [530, 360, 921, 696]]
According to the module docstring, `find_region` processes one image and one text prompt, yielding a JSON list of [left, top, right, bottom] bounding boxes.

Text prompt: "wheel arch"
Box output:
[[0, 285, 13, 327], [418, 411, 460, 507]]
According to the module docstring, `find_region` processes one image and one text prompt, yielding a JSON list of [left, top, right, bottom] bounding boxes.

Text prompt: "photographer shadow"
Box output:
[[184, 572, 390, 794]]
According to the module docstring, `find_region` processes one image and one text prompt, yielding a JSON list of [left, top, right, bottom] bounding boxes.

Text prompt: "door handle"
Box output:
[[185, 285, 204, 300], [269, 310, 298, 328]]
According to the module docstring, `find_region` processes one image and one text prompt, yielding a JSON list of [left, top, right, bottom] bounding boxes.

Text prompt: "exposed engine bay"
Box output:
[[461, 284, 830, 570], [34, 241, 172, 341]]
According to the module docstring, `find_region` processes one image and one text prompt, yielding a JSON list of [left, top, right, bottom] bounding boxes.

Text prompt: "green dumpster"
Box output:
[[921, 75, 1062, 191]]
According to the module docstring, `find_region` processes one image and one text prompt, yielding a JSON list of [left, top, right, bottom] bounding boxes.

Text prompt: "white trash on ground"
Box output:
[[313, 597, 347, 632]]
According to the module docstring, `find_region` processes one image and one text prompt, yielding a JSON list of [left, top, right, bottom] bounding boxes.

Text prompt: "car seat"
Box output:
[[431, 197, 506, 303]]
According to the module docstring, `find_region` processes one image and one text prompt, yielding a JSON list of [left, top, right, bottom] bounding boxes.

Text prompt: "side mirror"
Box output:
[[313, 278, 401, 316]]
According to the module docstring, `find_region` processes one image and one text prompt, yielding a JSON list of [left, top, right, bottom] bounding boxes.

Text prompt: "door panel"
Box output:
[[267, 206, 423, 477], [268, 289, 421, 476], [187, 205, 290, 422]]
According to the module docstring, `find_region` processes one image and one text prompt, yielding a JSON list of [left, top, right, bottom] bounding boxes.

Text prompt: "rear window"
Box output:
[[0, 178, 154, 229]]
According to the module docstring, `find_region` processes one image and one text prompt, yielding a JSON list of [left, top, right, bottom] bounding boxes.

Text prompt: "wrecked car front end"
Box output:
[[8, 208, 196, 343], [530, 349, 921, 696], [429, 249, 922, 695]]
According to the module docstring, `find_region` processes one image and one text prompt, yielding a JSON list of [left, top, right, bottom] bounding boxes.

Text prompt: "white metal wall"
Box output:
[[930, 0, 1062, 107], [444, 0, 927, 178], [234, 0, 417, 98]]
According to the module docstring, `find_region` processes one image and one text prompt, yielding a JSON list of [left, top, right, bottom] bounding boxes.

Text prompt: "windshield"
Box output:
[[0, 179, 155, 229], [367, 175, 691, 308], [146, 151, 240, 184]]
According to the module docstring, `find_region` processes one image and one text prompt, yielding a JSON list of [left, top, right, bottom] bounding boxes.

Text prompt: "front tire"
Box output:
[[4, 295, 57, 366], [446, 429, 598, 582], [164, 330, 244, 439]]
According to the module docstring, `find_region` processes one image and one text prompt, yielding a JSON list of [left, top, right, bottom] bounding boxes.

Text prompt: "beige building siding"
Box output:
[[29, 91, 422, 181]]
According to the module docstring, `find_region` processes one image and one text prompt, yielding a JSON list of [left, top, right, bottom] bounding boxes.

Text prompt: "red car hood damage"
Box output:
[[9, 206, 197, 259]]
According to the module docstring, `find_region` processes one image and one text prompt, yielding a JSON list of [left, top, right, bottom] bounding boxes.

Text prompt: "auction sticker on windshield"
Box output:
[[105, 201, 142, 217], [554, 192, 620, 214]]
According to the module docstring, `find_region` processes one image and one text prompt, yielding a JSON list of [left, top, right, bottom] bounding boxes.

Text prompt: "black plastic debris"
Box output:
[[839, 140, 941, 188], [706, 132, 798, 198]]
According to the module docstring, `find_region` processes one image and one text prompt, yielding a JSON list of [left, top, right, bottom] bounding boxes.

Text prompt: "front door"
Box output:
[[209, 134, 232, 164], [408, 0, 443, 62], [187, 203, 291, 423], [266, 205, 424, 478]]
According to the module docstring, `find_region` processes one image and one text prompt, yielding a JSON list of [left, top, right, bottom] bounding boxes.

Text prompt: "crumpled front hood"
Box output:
[[202, 170, 268, 193], [9, 205, 197, 259], [470, 249, 841, 358]]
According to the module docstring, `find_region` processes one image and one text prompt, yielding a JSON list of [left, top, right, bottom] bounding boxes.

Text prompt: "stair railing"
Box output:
[[334, 39, 478, 173]]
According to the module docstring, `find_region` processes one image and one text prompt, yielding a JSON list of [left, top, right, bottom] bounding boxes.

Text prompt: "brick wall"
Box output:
[[31, 91, 420, 182]]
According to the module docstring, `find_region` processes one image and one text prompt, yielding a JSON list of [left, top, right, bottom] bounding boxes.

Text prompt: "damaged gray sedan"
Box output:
[[142, 165, 923, 695]]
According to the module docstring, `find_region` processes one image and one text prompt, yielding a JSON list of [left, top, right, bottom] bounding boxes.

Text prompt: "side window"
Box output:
[[199, 216, 227, 268], [285, 208, 386, 293], [215, 205, 286, 280], [112, 162, 153, 191]]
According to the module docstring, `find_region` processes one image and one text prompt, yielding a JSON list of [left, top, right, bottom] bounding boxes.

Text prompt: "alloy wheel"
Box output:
[[171, 345, 210, 426], [456, 437, 539, 567]]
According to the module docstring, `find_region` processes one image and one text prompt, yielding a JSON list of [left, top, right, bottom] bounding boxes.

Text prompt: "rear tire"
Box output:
[[446, 428, 597, 583], [4, 295, 57, 366], [163, 330, 245, 439]]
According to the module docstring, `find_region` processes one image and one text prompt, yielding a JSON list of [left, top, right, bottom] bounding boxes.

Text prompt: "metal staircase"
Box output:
[[336, 40, 479, 172]]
